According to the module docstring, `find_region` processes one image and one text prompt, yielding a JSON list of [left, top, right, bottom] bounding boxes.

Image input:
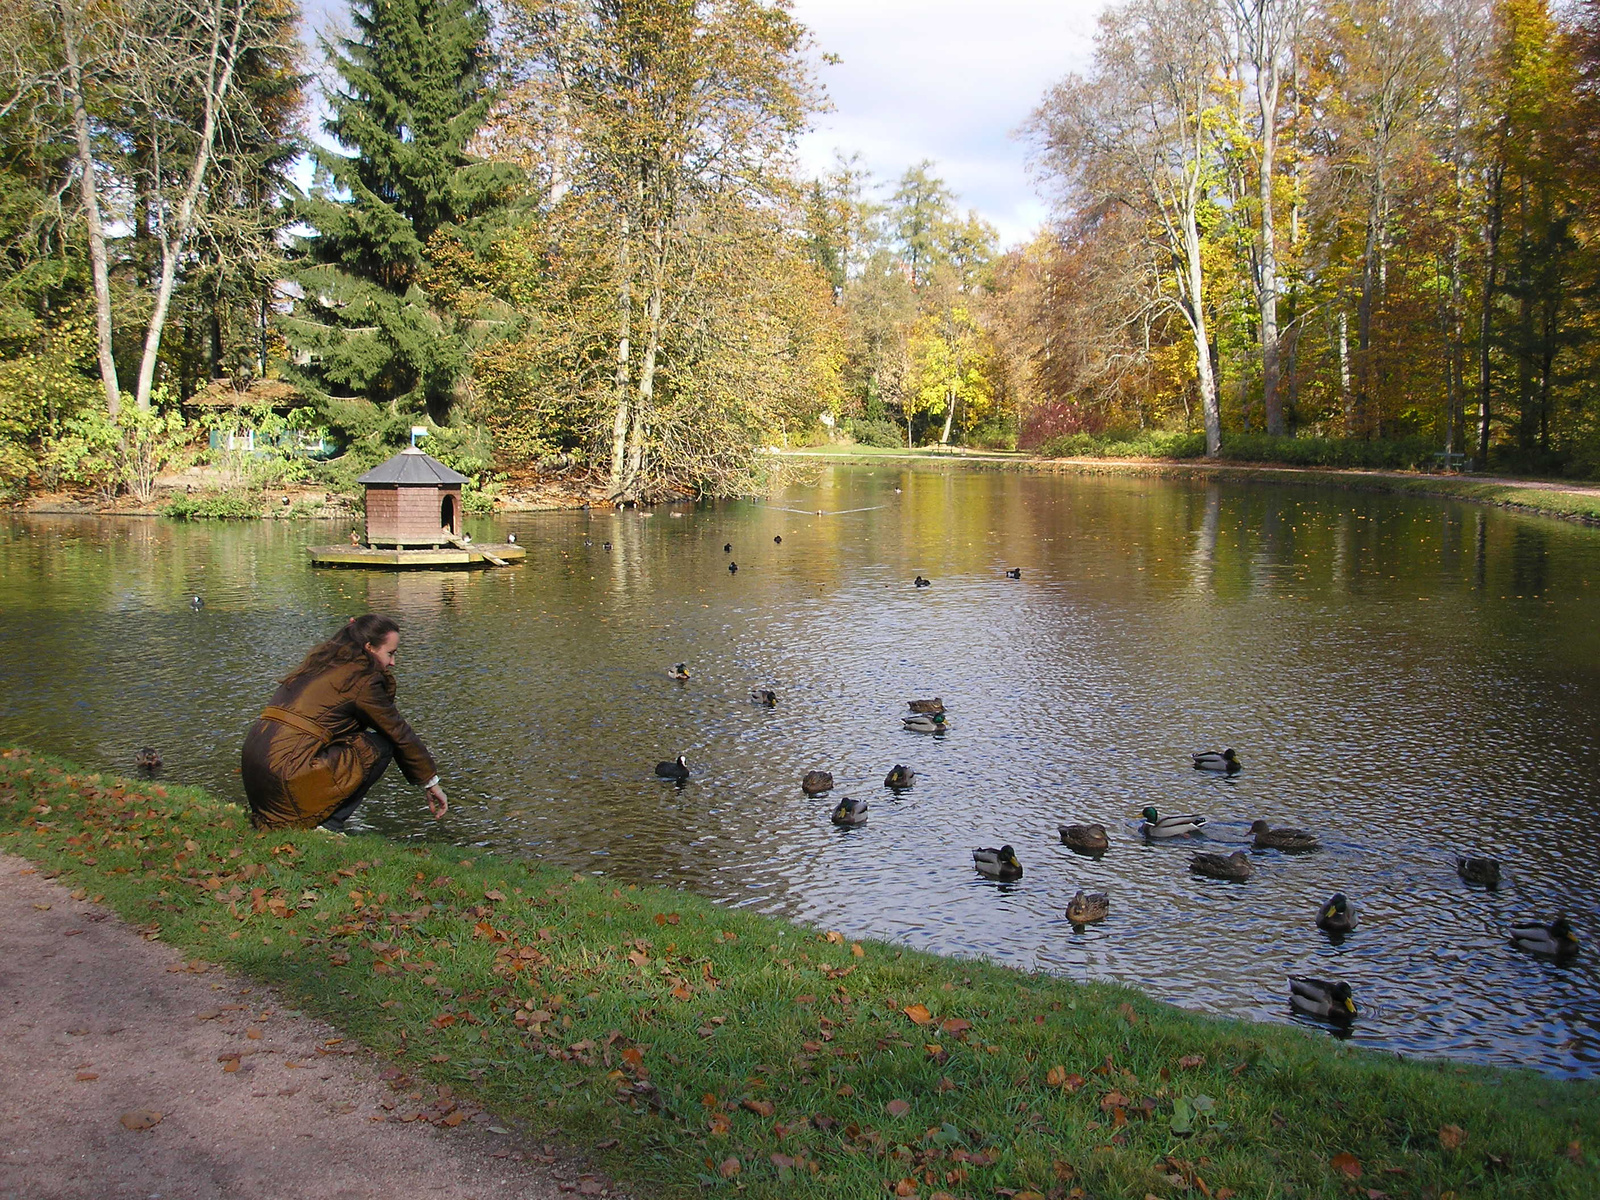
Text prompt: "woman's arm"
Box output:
[[351, 673, 439, 788]]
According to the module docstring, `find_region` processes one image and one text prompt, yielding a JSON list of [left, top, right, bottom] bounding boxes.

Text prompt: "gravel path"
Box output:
[[0, 852, 630, 1200]]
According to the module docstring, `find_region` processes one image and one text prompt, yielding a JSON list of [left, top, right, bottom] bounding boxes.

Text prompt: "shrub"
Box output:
[[1037, 429, 1206, 459], [160, 492, 262, 520], [843, 416, 904, 449], [1218, 434, 1436, 470]]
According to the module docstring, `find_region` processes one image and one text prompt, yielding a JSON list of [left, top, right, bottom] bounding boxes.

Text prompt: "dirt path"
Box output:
[[0, 853, 630, 1200]]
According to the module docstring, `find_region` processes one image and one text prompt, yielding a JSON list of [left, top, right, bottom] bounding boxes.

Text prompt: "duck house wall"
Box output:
[[364, 485, 462, 546]]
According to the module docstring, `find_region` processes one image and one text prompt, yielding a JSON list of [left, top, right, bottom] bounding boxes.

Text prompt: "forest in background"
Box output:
[[2, 0, 1599, 507]]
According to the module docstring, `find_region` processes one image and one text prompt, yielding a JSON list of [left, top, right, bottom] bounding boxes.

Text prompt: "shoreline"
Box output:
[[774, 448, 1600, 528], [3, 745, 1595, 1199]]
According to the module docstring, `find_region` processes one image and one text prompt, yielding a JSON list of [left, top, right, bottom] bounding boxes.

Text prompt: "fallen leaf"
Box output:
[[1016, 1193, 1047, 1200], [836, 1084, 854, 1097], [903, 1003, 933, 1026], [441, 1111, 466, 1127], [120, 1110, 163, 1132], [245, 1028, 262, 1040], [718, 1156, 740, 1178], [852, 943, 865, 957], [1117, 1002, 1139, 1025], [741, 1098, 775, 1117], [484, 889, 506, 901], [939, 1018, 971, 1037], [824, 930, 845, 944], [32, 903, 50, 911], [1331, 1152, 1362, 1178], [1439, 1124, 1465, 1151], [76, 1072, 99, 1082], [1214, 1190, 1235, 1200], [893, 1179, 917, 1197], [1178, 1054, 1206, 1070], [708, 1113, 731, 1135], [886, 1099, 911, 1118], [1565, 1141, 1583, 1163]]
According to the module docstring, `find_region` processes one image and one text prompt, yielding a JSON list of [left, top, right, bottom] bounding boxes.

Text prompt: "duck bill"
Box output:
[[1343, 998, 1357, 1015]]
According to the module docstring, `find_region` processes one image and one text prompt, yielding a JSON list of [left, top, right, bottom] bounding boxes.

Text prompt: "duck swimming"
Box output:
[[1289, 976, 1357, 1022], [1066, 890, 1109, 925], [831, 796, 868, 826], [884, 764, 915, 789], [668, 662, 690, 680], [1316, 892, 1358, 933], [724, 543, 732, 553], [903, 713, 947, 733], [654, 755, 690, 779], [749, 687, 777, 707], [1456, 856, 1501, 887], [913, 575, 931, 588], [1192, 748, 1240, 773], [907, 697, 944, 714], [1058, 823, 1109, 853], [728, 561, 738, 573], [1190, 850, 1252, 880], [801, 770, 834, 795], [972, 845, 1023, 880], [1511, 918, 1580, 961], [1250, 820, 1320, 853], [134, 747, 162, 773], [1139, 807, 1206, 838], [1005, 568, 1022, 579]]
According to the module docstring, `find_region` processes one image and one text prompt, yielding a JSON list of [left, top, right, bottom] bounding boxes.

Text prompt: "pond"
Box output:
[[3, 465, 1598, 1078]]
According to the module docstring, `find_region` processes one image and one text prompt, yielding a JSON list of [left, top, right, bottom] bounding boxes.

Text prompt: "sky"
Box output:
[[303, 0, 1108, 249], [788, 0, 1104, 248]]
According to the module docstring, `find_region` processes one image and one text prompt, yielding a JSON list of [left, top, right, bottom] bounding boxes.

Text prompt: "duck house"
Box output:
[[307, 447, 524, 569], [358, 447, 468, 547]]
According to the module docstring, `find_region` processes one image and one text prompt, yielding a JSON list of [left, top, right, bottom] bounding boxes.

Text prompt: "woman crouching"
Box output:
[[242, 614, 447, 831]]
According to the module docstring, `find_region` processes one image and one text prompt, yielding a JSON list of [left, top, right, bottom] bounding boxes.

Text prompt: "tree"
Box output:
[[283, 0, 519, 446], [1030, 0, 1231, 456], [502, 0, 820, 501]]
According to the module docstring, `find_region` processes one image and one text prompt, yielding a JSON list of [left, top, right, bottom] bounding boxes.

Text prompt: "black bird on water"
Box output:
[[190, 595, 204, 610], [729, 561, 739, 574], [774, 535, 782, 544], [604, 541, 612, 551], [724, 543, 732, 553], [655, 755, 690, 780], [1005, 567, 1022, 579], [913, 575, 930, 588]]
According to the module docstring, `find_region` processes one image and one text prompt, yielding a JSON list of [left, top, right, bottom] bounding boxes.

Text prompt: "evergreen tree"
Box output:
[[284, 0, 519, 445]]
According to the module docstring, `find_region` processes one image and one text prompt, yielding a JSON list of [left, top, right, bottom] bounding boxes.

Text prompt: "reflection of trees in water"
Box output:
[[1509, 524, 1550, 596]]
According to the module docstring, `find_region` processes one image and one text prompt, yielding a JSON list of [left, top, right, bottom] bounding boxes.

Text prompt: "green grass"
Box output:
[[159, 491, 264, 520], [2, 745, 1595, 1200]]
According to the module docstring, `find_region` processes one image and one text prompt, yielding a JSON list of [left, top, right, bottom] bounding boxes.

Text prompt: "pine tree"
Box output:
[[284, 0, 519, 444]]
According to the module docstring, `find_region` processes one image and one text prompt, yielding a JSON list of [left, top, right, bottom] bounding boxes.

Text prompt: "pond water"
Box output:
[[3, 465, 1599, 1078]]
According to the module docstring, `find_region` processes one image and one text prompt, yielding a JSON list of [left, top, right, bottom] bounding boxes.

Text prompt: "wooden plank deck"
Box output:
[[307, 543, 526, 569]]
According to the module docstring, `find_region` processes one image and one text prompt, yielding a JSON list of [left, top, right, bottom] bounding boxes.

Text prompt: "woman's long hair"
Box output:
[[283, 614, 399, 693]]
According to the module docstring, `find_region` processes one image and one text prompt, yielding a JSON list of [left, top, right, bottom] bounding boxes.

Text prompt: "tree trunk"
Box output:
[[60, 0, 119, 417], [940, 385, 955, 445], [606, 209, 633, 499], [1355, 162, 1384, 437], [1258, 57, 1283, 435], [1338, 308, 1352, 430], [1476, 164, 1503, 463], [1182, 206, 1222, 457]]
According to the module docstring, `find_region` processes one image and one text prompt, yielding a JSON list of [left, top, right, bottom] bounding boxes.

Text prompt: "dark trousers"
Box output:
[[319, 732, 395, 830]]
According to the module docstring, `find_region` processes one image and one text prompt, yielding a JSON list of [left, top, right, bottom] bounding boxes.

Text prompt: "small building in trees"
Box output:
[[357, 448, 470, 548]]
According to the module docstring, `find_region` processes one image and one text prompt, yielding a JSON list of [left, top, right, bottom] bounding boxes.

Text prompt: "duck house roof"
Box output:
[[357, 447, 470, 487]]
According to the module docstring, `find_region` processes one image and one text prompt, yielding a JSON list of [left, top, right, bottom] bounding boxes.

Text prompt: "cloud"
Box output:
[[791, 0, 1104, 247]]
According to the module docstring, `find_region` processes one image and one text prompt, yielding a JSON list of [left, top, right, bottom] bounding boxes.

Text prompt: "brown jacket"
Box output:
[[241, 658, 437, 829]]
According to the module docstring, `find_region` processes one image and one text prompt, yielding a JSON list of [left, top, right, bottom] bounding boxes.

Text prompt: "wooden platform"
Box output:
[[307, 543, 526, 569]]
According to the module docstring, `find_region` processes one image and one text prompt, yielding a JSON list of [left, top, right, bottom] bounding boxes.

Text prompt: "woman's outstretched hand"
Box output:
[[425, 783, 448, 819]]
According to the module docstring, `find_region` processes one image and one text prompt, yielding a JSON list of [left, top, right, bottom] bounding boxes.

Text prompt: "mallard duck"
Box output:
[[1250, 820, 1320, 853], [1190, 850, 1252, 880], [1058, 823, 1109, 853], [884, 764, 915, 789], [749, 687, 777, 707], [654, 755, 690, 779], [913, 575, 931, 588], [1456, 856, 1501, 887], [1511, 918, 1580, 960], [668, 662, 690, 680], [1005, 567, 1022, 579], [973, 845, 1023, 880], [831, 796, 868, 826], [1066, 890, 1109, 925], [801, 770, 834, 795], [1289, 976, 1357, 1021], [134, 747, 162, 773], [907, 698, 945, 714], [1316, 892, 1359, 933], [903, 713, 947, 733], [1192, 748, 1240, 773], [1139, 806, 1206, 838], [728, 561, 738, 573]]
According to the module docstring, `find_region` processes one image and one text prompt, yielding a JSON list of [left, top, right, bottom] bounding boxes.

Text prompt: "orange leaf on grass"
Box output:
[[120, 1110, 163, 1131], [1439, 1125, 1465, 1150], [886, 1099, 911, 1118], [1331, 1152, 1362, 1178], [902, 1003, 933, 1026], [741, 1099, 775, 1117], [939, 1018, 971, 1037], [718, 1156, 740, 1178], [893, 1178, 918, 1196]]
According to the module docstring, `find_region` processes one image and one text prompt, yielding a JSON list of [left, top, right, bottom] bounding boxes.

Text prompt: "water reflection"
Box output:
[[3, 468, 1599, 1077]]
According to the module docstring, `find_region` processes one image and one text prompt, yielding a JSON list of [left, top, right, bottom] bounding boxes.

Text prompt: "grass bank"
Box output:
[[3, 745, 1595, 1200]]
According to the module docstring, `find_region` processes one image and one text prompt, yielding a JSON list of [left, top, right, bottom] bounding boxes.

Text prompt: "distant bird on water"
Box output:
[[1139, 806, 1206, 838], [884, 764, 915, 789], [728, 561, 738, 573], [1066, 890, 1109, 926], [1251, 820, 1320, 853], [1005, 567, 1022, 579], [724, 543, 732, 553], [831, 796, 868, 826], [603, 541, 612, 551], [1316, 893, 1359, 934], [801, 770, 834, 795], [913, 575, 930, 588], [668, 662, 690, 681], [1059, 823, 1109, 854], [349, 530, 361, 546], [508, 533, 517, 544], [1456, 856, 1501, 887], [907, 697, 944, 714], [654, 755, 690, 780], [134, 747, 162, 774], [189, 595, 204, 610], [1190, 850, 1252, 880], [902, 713, 946, 733], [774, 535, 782, 544]]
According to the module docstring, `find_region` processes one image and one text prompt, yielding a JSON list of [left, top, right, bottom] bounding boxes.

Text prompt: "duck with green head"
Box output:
[[972, 845, 1023, 880], [1139, 807, 1205, 838]]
